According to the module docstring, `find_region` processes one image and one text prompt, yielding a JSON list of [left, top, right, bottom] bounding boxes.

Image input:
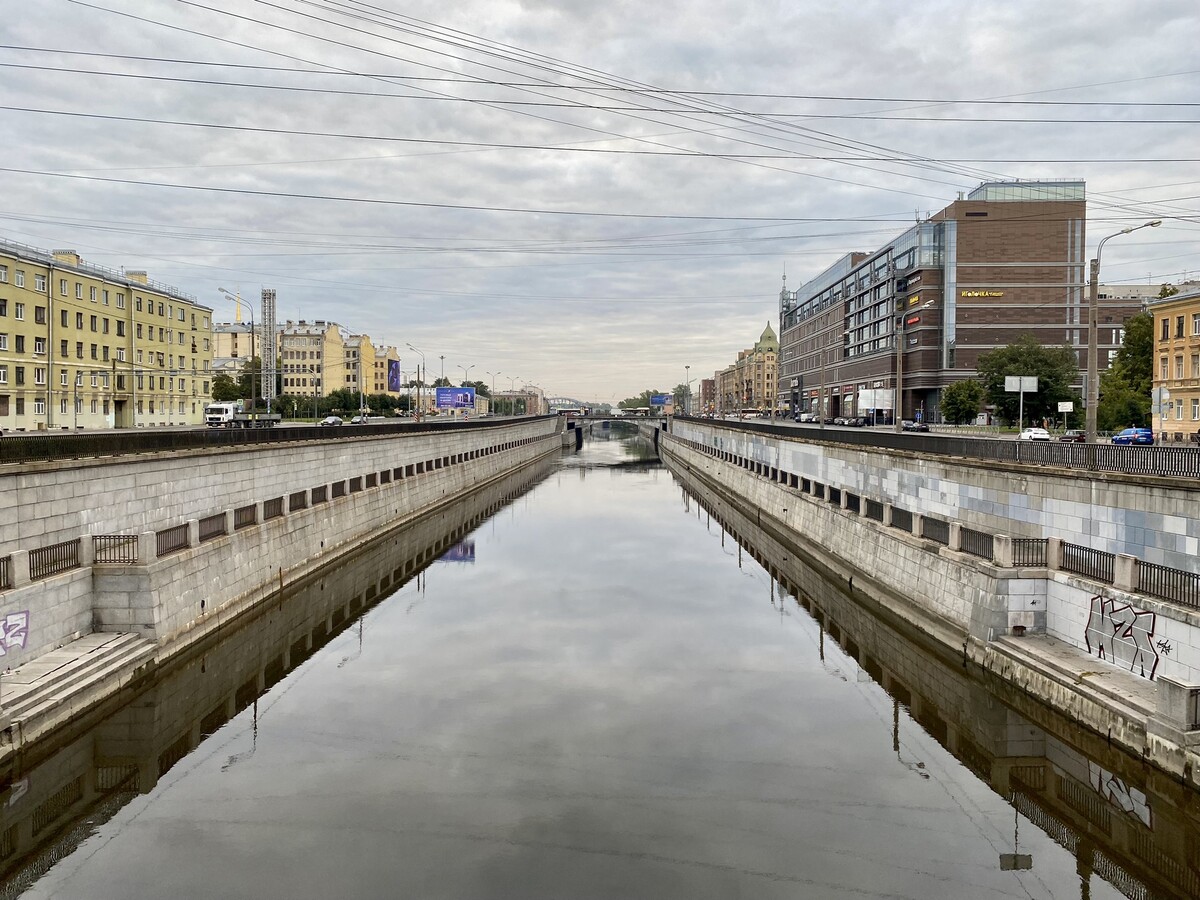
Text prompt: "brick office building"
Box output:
[[778, 181, 1142, 423]]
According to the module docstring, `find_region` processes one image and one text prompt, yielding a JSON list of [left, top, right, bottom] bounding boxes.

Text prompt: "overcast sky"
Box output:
[[3, 0, 1199, 403]]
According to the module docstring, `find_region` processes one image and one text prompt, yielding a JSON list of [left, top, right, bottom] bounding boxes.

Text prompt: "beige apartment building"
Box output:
[[373, 343, 401, 396], [279, 320, 345, 401], [0, 241, 215, 430], [714, 323, 778, 414], [1149, 289, 1200, 442]]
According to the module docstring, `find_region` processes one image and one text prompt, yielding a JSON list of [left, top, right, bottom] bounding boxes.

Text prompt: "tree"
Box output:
[[1097, 311, 1153, 430], [211, 373, 242, 402], [672, 382, 692, 409], [940, 379, 985, 425], [976, 335, 1080, 427], [619, 389, 663, 410]]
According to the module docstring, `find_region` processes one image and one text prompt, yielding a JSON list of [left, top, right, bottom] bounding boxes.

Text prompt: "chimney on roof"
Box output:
[[52, 249, 81, 266], [126, 270, 149, 284]]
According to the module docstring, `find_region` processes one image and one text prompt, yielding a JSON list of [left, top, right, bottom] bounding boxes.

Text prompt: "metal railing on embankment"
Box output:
[[0, 415, 550, 465], [676, 414, 1200, 480], [669, 432, 1200, 612]]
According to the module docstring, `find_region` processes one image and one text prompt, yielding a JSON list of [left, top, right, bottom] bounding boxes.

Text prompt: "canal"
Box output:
[[4, 424, 1195, 899]]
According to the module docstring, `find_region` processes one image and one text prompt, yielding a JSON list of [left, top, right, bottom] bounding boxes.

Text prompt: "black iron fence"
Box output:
[[1138, 561, 1200, 609], [94, 534, 138, 564], [289, 490, 308, 512], [676, 416, 1200, 479], [29, 538, 81, 581], [311, 485, 328, 504], [960, 527, 994, 561], [198, 513, 227, 543], [890, 508, 913, 533], [234, 505, 257, 530], [263, 497, 284, 520], [0, 415, 541, 465], [921, 517, 950, 545], [0, 555, 9, 589], [864, 499, 884, 522], [1061, 542, 1115, 584], [1012, 538, 1047, 567], [157, 524, 189, 557]]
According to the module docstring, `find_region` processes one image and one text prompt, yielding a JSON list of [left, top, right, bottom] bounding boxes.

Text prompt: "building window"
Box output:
[[1177, 356, 1184, 379], [35, 306, 46, 324], [59, 369, 67, 386], [0, 265, 6, 283], [15, 271, 24, 288], [89, 286, 96, 301], [0, 366, 6, 384], [90, 315, 98, 332], [34, 367, 46, 385], [33, 337, 46, 355], [1193, 398, 1200, 420], [76, 283, 83, 299], [60, 309, 68, 328], [117, 321, 125, 337], [60, 339, 68, 357], [0, 334, 7, 351], [34, 399, 45, 415], [1161, 317, 1170, 341], [1177, 401, 1185, 420], [1177, 316, 1186, 338], [91, 344, 98, 360], [60, 398, 67, 414], [15, 336, 23, 353], [103, 318, 110, 334], [76, 342, 83, 358], [14, 303, 24, 320], [116, 293, 124, 309], [1161, 357, 1169, 379], [15, 367, 24, 385]]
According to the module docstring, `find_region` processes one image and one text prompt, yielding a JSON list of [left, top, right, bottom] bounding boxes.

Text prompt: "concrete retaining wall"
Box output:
[[0, 419, 559, 667], [672, 420, 1200, 570]]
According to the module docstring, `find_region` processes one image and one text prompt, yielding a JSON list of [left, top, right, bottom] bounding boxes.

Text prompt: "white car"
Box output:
[[1017, 427, 1050, 441]]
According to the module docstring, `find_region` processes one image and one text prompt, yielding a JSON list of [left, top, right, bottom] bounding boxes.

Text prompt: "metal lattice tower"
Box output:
[[261, 288, 277, 407]]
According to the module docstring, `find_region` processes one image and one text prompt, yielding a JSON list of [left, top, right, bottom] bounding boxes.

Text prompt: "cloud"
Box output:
[[2, 0, 1197, 401]]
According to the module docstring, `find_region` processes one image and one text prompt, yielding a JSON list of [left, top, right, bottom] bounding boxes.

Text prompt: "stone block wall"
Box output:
[[672, 420, 1200, 571]]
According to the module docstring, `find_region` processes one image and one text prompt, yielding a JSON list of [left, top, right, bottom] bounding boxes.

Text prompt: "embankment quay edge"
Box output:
[[661, 420, 1200, 785], [0, 416, 567, 765]]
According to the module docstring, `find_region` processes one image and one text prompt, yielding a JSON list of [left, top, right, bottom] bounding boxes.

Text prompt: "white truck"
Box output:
[[204, 402, 281, 428]]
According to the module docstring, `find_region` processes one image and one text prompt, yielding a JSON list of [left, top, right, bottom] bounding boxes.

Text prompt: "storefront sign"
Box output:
[[961, 290, 1004, 298]]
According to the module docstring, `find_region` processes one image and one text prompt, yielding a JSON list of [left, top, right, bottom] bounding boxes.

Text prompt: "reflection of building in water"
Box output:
[[671, 462, 1200, 900], [0, 457, 554, 891]]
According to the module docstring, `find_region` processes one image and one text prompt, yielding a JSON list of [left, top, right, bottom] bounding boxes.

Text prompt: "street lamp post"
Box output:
[[684, 365, 691, 416], [457, 364, 474, 416], [486, 370, 500, 410], [1086, 220, 1162, 442], [218, 287, 257, 420], [406, 343, 425, 421]]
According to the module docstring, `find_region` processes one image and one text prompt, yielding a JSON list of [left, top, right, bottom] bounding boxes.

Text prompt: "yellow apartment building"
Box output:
[[1149, 289, 1200, 442], [0, 241, 214, 431], [373, 343, 401, 396], [713, 323, 778, 414], [278, 320, 345, 402]]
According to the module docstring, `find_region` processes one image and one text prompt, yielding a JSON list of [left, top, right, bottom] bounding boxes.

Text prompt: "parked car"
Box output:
[[319, 416, 343, 427], [1017, 427, 1051, 441], [1112, 427, 1155, 445], [1059, 429, 1086, 443], [902, 420, 929, 432]]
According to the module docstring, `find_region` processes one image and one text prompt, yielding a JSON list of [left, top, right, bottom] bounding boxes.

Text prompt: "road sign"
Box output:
[[1004, 376, 1038, 392], [1057, 401, 1074, 413]]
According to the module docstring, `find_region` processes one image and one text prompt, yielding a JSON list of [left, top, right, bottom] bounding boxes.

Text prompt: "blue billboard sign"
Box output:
[[436, 386, 476, 409], [439, 539, 476, 563], [387, 359, 401, 392], [650, 394, 673, 406]]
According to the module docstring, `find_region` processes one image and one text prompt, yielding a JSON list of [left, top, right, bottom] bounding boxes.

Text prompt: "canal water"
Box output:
[[5, 425, 1195, 899]]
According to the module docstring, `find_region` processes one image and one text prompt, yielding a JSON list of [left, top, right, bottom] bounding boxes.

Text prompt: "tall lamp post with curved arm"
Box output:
[[218, 287, 255, 420], [457, 364, 475, 416], [406, 343, 426, 421], [1085, 220, 1162, 442], [486, 370, 501, 411]]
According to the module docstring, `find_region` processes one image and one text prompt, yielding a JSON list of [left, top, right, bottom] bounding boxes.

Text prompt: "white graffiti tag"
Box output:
[[1089, 761, 1152, 828], [1085, 597, 1158, 679], [0, 611, 30, 656]]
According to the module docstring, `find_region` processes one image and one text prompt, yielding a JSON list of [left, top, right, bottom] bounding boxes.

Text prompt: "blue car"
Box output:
[[1112, 427, 1154, 445]]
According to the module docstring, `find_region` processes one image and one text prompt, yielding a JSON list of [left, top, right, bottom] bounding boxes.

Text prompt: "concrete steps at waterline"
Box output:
[[1, 633, 157, 738]]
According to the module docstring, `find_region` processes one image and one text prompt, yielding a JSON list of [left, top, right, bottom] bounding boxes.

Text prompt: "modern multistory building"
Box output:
[[1148, 289, 1200, 441], [777, 181, 1143, 423], [0, 241, 214, 430], [714, 323, 778, 414]]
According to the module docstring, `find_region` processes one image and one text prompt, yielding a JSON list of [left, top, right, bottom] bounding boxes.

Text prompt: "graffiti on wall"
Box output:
[[1085, 596, 1159, 679], [0, 611, 29, 656], [1089, 761, 1152, 828]]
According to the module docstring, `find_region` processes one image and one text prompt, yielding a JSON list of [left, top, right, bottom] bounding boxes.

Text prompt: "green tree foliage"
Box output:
[[940, 379, 985, 425], [976, 335, 1080, 426], [671, 382, 692, 408], [619, 389, 663, 409], [211, 373, 242, 401], [1097, 311, 1153, 430]]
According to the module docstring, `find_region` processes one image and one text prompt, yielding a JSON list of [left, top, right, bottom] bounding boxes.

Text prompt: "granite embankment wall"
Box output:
[[660, 430, 1200, 780], [0, 418, 560, 663]]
